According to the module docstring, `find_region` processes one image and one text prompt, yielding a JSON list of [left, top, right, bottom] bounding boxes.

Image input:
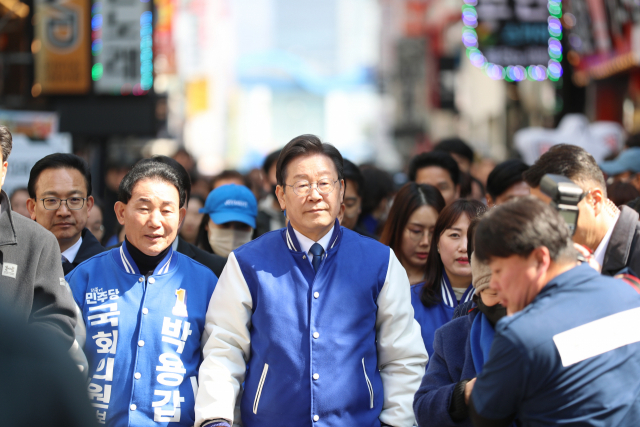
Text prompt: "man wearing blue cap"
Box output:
[[600, 147, 640, 192], [199, 184, 257, 258]]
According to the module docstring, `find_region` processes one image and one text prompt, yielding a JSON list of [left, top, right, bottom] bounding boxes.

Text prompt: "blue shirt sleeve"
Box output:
[[470, 330, 528, 420]]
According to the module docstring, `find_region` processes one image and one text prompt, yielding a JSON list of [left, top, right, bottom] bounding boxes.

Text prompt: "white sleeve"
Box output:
[[194, 252, 253, 427], [376, 248, 429, 427]]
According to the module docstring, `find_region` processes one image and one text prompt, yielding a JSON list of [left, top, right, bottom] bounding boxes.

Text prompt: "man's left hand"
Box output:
[[465, 377, 477, 404]]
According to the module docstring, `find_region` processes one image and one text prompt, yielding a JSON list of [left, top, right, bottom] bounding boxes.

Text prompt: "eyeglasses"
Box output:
[[39, 197, 86, 210], [285, 179, 339, 197], [406, 227, 433, 242]]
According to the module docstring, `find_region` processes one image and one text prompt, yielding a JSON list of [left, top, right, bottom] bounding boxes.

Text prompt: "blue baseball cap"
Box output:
[[600, 147, 640, 176], [200, 184, 257, 228]]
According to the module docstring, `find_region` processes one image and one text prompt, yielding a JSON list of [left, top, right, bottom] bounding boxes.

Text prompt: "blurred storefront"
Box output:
[[567, 0, 640, 132], [379, 0, 572, 165], [0, 0, 167, 198], [0, 0, 635, 183]]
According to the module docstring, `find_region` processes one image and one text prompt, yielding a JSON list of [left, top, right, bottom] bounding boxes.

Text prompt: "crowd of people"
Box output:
[[2, 125, 640, 427]]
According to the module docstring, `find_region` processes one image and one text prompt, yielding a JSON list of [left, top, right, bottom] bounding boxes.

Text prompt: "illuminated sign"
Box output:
[[34, 0, 91, 94], [462, 0, 563, 82], [91, 0, 153, 95]]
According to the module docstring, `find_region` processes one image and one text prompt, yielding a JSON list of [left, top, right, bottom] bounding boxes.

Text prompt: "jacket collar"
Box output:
[[440, 271, 475, 308], [0, 190, 17, 247], [537, 263, 597, 298], [113, 241, 177, 276], [72, 228, 105, 266], [176, 236, 195, 258], [602, 206, 639, 275], [285, 219, 341, 253]]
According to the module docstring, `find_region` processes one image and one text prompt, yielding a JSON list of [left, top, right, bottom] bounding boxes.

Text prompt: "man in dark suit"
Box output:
[[145, 156, 227, 277], [26, 153, 105, 274], [175, 235, 226, 277]]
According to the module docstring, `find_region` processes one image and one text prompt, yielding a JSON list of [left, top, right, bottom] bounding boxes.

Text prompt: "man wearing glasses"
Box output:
[[27, 153, 104, 274], [195, 135, 427, 427]]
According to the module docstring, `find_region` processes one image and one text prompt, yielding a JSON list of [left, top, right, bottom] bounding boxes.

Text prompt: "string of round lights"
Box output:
[[91, 2, 103, 82], [461, 0, 563, 82]]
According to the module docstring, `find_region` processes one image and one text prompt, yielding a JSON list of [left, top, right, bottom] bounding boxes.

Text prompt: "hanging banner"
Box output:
[[34, 0, 91, 94]]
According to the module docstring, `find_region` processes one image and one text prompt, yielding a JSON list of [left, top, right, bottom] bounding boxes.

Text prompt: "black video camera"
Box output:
[[540, 174, 585, 236]]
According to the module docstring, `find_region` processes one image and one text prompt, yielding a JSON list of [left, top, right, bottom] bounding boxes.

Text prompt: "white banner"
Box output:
[[0, 110, 71, 195]]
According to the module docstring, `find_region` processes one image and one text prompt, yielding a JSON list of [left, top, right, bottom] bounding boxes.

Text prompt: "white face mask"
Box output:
[[207, 227, 253, 257]]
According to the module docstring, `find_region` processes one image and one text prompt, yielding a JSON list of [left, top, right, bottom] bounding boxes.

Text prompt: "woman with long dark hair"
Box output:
[[411, 199, 486, 356], [413, 215, 509, 427], [380, 183, 446, 285]]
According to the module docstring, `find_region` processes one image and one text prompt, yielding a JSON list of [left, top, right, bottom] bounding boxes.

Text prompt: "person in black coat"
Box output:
[[142, 156, 227, 277], [175, 233, 226, 278], [524, 144, 640, 276], [0, 302, 98, 427]]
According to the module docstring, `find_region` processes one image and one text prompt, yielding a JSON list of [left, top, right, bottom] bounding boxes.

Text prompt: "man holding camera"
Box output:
[[467, 197, 640, 426], [524, 144, 640, 276]]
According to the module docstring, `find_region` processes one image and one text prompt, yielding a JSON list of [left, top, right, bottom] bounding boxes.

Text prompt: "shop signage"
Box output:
[[461, 0, 563, 81], [34, 0, 91, 94], [91, 0, 153, 95]]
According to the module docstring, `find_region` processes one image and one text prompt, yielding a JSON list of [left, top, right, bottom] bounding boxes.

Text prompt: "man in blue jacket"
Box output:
[[468, 197, 640, 427], [66, 160, 218, 426], [195, 135, 427, 427]]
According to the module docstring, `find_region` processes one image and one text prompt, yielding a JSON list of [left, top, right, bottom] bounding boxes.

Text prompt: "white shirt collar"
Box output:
[[61, 236, 83, 264], [172, 237, 179, 251], [292, 225, 334, 264], [594, 212, 620, 267]]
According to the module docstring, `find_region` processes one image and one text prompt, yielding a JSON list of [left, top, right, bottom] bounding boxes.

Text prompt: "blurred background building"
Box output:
[[0, 0, 637, 194]]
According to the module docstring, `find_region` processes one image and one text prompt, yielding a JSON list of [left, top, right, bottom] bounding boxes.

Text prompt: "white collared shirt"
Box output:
[[61, 236, 83, 264], [293, 225, 334, 267], [594, 213, 620, 267]]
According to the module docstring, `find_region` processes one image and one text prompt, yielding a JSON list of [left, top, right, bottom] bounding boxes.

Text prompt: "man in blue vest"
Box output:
[[468, 197, 640, 426], [195, 135, 427, 427], [67, 160, 218, 426]]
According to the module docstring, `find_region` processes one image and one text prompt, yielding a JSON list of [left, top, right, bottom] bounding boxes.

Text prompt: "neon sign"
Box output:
[[91, 0, 153, 95], [462, 0, 563, 82]]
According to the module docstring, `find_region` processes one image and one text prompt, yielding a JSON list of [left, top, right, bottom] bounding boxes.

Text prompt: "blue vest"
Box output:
[[233, 221, 390, 426], [410, 273, 474, 357], [66, 245, 217, 427]]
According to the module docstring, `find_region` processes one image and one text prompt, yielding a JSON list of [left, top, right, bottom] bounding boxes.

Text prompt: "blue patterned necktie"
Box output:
[[309, 243, 325, 272]]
